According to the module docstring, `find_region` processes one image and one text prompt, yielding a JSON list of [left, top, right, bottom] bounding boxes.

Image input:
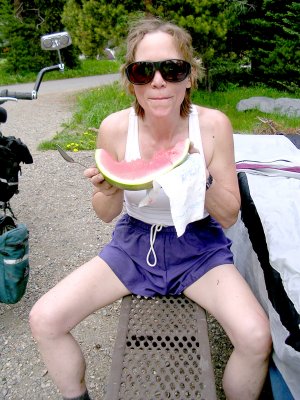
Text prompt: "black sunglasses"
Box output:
[[125, 59, 191, 85]]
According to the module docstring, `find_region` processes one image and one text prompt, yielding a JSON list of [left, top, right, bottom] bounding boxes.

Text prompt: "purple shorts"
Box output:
[[99, 214, 234, 297]]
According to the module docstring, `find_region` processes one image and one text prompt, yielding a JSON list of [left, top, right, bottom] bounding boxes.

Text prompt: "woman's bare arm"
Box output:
[[202, 109, 240, 228], [84, 109, 130, 223]]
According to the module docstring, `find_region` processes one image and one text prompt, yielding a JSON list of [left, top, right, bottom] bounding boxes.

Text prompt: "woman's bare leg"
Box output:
[[184, 264, 272, 400], [29, 256, 130, 398]]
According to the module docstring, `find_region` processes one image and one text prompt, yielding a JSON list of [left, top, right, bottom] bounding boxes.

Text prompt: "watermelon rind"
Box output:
[[95, 138, 190, 191]]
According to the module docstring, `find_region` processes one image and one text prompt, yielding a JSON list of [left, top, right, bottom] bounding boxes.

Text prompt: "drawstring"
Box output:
[[146, 224, 163, 267]]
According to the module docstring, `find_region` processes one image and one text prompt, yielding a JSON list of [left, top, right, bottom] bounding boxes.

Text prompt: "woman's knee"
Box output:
[[29, 298, 66, 341], [233, 315, 272, 358]]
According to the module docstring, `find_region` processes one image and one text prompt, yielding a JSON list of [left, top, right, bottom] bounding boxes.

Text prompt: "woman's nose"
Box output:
[[151, 70, 166, 87]]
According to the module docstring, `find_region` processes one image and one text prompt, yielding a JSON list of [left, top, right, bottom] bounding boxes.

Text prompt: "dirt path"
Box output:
[[0, 73, 120, 154]]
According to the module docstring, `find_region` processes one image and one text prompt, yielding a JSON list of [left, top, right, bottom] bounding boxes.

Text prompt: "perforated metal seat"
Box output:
[[105, 294, 216, 400]]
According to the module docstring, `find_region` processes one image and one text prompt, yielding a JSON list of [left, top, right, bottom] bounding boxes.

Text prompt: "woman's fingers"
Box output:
[[189, 141, 199, 154], [84, 167, 98, 178]]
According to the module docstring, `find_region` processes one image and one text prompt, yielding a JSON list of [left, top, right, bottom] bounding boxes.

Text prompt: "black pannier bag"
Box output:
[[0, 132, 32, 303], [0, 132, 33, 203]]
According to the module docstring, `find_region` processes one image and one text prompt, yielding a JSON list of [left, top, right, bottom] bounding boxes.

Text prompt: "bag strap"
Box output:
[[0, 201, 17, 220]]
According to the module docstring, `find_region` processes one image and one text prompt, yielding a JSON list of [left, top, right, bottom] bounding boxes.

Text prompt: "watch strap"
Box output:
[[206, 173, 213, 190]]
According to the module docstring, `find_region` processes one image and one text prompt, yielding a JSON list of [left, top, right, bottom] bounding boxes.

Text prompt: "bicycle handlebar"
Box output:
[[0, 63, 65, 104], [33, 64, 64, 93], [0, 90, 35, 101]]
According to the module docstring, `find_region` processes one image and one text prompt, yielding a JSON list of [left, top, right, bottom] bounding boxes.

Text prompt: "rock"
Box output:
[[236, 96, 300, 117]]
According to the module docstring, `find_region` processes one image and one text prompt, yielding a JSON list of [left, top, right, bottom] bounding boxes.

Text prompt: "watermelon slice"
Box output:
[[95, 138, 190, 190]]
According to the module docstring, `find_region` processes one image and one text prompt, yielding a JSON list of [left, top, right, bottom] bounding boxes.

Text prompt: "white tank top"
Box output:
[[124, 105, 207, 225]]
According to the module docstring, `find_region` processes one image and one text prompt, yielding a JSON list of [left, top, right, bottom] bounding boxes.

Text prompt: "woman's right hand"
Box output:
[[84, 167, 121, 196]]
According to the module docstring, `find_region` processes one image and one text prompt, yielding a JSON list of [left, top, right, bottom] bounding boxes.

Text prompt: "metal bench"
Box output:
[[104, 294, 217, 400]]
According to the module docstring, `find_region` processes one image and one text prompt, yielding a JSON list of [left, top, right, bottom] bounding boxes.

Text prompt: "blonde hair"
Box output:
[[121, 16, 199, 118]]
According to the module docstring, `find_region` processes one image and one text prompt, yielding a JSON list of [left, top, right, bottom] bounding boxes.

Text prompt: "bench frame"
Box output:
[[104, 294, 216, 400]]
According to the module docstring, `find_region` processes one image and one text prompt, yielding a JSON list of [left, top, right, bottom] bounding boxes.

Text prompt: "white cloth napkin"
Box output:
[[139, 153, 206, 236]]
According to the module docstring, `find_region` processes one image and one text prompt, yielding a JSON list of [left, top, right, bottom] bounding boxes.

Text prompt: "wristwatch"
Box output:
[[206, 173, 214, 190]]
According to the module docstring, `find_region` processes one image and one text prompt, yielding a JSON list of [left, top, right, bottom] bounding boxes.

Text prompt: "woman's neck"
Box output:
[[138, 113, 189, 158], [143, 114, 188, 144]]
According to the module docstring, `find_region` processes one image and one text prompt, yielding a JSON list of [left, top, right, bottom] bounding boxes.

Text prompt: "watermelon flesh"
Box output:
[[95, 138, 190, 190]]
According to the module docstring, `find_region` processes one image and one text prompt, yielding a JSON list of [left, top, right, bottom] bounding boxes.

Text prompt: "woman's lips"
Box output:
[[149, 96, 171, 100]]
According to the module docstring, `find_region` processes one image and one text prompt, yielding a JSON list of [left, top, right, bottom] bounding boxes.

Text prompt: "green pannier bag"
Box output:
[[0, 215, 29, 304]]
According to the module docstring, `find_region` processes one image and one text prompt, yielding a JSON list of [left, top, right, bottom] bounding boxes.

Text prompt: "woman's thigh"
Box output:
[[183, 264, 269, 346], [30, 256, 130, 334]]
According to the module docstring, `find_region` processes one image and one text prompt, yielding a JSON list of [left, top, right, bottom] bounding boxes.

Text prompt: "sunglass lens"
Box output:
[[161, 60, 190, 82], [127, 62, 154, 84]]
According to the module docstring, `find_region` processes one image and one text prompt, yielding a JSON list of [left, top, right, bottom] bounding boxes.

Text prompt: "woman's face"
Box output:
[[132, 31, 191, 118]]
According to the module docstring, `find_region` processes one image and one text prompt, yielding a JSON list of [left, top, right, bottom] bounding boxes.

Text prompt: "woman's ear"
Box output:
[[128, 83, 135, 95], [186, 76, 192, 89]]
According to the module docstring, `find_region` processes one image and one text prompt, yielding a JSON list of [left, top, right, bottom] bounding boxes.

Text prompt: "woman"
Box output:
[[29, 16, 272, 400]]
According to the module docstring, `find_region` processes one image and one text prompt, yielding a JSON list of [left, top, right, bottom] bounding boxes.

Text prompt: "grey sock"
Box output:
[[63, 389, 91, 400]]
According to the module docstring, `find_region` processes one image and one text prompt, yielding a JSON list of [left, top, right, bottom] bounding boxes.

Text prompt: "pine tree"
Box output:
[[62, 0, 147, 57], [250, 0, 300, 90], [62, 0, 228, 90], [0, 0, 79, 74]]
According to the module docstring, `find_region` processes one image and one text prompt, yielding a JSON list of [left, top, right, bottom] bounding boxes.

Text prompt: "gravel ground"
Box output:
[[0, 78, 232, 400]]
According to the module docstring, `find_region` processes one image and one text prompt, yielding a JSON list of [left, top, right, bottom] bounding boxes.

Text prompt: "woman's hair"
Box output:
[[121, 16, 199, 118]]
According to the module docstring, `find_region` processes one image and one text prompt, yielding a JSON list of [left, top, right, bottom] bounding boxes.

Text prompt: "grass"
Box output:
[[1, 58, 299, 150], [39, 81, 132, 151], [39, 83, 299, 151], [0, 58, 121, 85], [192, 86, 300, 133]]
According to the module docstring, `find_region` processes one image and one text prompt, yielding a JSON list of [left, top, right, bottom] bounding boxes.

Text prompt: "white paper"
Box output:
[[139, 153, 206, 236]]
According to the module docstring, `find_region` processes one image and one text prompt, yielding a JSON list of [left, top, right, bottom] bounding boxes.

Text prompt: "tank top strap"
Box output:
[[125, 105, 205, 161], [125, 108, 141, 161], [189, 104, 203, 152]]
